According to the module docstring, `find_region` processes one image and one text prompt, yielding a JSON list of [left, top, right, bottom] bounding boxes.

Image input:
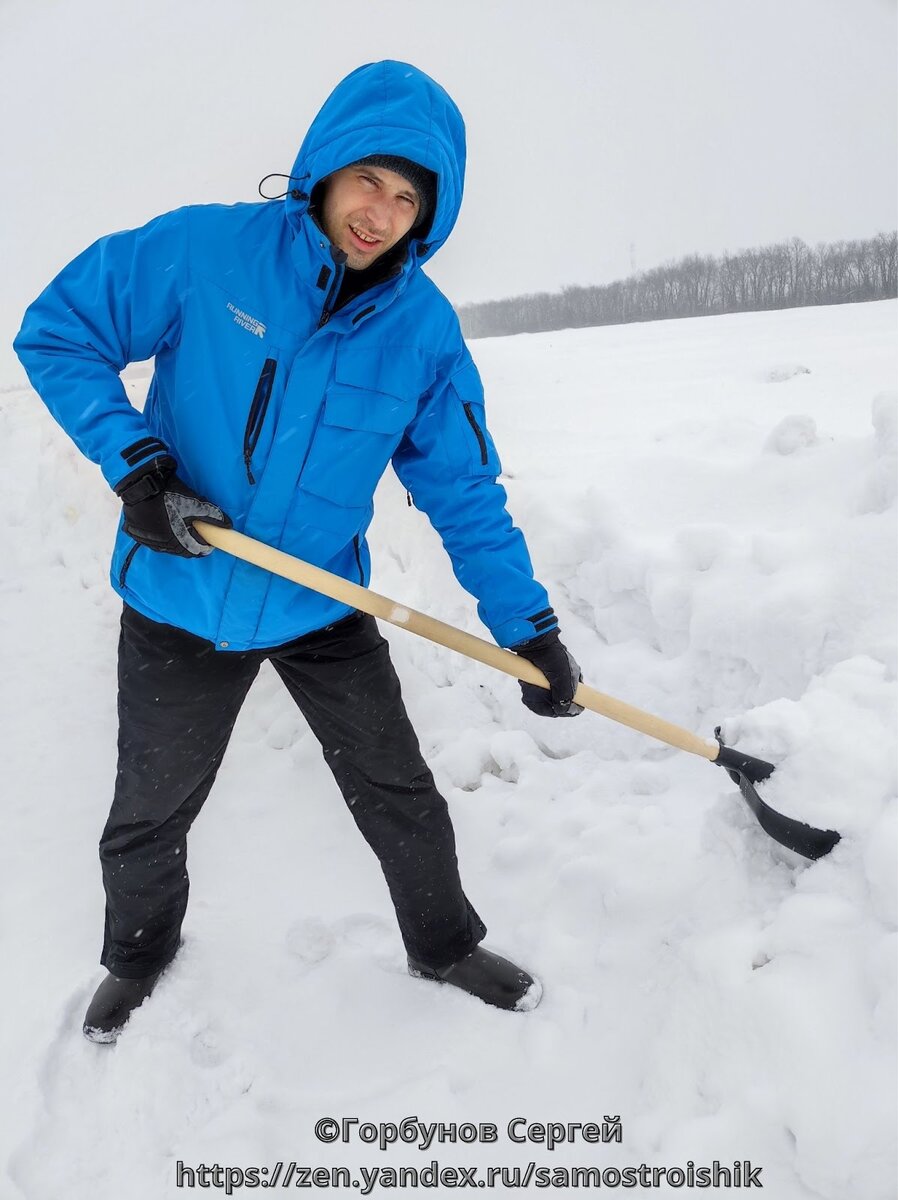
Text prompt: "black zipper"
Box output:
[[243, 358, 278, 483], [352, 534, 364, 584], [119, 542, 140, 588], [462, 403, 489, 466], [317, 261, 345, 329]]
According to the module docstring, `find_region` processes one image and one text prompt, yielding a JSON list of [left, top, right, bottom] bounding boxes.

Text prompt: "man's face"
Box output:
[[319, 164, 421, 269]]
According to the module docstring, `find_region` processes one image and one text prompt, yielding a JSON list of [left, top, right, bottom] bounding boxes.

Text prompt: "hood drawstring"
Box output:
[[258, 173, 310, 202]]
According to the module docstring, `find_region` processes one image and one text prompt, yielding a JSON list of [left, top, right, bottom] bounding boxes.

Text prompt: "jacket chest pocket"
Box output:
[[243, 356, 279, 484], [299, 351, 421, 509]]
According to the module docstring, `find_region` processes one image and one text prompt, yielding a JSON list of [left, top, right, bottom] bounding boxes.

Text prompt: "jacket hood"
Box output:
[[284, 61, 466, 266]]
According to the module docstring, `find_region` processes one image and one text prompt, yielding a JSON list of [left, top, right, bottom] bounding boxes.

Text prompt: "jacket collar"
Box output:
[[289, 205, 412, 324]]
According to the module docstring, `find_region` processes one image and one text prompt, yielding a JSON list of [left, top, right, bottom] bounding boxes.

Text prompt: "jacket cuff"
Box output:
[[491, 606, 559, 649], [509, 628, 561, 653], [110, 436, 174, 491]]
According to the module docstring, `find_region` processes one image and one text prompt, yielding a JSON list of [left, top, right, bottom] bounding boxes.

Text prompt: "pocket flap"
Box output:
[[334, 346, 432, 400], [323, 387, 413, 434]]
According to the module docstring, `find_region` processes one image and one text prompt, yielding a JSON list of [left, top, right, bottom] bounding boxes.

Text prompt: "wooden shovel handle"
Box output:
[[194, 522, 720, 762]]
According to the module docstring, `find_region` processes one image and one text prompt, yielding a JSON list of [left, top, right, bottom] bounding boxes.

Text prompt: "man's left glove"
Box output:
[[115, 455, 232, 557], [511, 628, 584, 718]]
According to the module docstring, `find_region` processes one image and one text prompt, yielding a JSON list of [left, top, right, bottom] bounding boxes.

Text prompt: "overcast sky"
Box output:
[[1, 0, 895, 385]]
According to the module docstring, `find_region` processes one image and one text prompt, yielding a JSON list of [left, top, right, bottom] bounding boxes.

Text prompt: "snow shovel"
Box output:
[[193, 522, 841, 860]]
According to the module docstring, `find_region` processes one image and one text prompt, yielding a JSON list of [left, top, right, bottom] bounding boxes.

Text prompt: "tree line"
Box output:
[[456, 231, 897, 339]]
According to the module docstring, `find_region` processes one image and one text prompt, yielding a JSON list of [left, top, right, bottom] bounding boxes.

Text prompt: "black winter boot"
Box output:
[[83, 970, 163, 1043], [408, 946, 542, 1011]]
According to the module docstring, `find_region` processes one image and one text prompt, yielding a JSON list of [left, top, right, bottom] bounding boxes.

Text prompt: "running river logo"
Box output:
[[227, 302, 267, 339]]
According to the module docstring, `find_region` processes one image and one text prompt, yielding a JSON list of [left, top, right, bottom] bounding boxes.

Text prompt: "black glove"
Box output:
[[512, 628, 584, 718], [115, 456, 232, 557]]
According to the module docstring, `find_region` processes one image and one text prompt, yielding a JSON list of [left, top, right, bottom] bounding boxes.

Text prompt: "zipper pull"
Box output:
[[317, 247, 345, 329]]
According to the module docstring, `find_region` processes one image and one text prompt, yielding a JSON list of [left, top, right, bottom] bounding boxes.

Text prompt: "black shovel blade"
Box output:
[[713, 730, 841, 861]]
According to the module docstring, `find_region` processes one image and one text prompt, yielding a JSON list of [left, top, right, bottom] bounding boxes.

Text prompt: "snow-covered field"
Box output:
[[1, 300, 895, 1198]]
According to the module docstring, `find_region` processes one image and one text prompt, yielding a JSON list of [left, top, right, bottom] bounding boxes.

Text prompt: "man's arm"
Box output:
[[13, 207, 191, 491], [391, 346, 559, 649], [392, 345, 582, 715]]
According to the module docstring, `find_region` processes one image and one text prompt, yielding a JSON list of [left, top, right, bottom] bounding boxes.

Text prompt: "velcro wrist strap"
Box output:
[[115, 453, 177, 501], [119, 472, 165, 504]]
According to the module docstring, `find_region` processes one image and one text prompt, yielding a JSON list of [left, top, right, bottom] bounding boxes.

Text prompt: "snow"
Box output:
[[1, 300, 895, 1198]]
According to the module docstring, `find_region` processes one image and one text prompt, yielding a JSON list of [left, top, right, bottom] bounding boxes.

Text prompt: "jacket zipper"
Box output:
[[462, 403, 489, 466], [243, 358, 278, 483], [119, 542, 140, 588], [352, 534, 364, 584], [317, 262, 345, 329]]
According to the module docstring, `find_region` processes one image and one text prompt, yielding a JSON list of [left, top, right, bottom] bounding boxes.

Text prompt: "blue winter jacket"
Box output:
[[14, 61, 557, 652]]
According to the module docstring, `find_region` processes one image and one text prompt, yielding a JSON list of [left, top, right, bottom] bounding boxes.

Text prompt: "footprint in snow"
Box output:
[[7, 981, 107, 1195], [189, 1026, 229, 1069], [335, 912, 393, 950], [286, 914, 396, 973], [335, 913, 400, 973], [285, 917, 336, 967]]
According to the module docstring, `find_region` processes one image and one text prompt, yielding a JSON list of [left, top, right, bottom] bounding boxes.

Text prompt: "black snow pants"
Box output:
[[100, 604, 486, 979]]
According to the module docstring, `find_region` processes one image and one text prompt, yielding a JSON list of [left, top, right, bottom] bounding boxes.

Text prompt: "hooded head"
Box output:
[[284, 61, 466, 268]]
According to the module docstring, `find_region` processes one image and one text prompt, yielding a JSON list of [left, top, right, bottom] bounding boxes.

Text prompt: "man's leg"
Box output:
[[100, 605, 260, 978], [270, 612, 486, 968]]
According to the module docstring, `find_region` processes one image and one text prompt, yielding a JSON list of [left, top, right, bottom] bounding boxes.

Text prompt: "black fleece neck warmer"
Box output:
[[332, 238, 409, 313]]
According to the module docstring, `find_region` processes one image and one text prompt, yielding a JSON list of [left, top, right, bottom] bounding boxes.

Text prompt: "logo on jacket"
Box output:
[[227, 302, 267, 338]]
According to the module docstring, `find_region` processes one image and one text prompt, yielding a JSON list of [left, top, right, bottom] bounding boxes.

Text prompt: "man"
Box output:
[[15, 61, 582, 1043]]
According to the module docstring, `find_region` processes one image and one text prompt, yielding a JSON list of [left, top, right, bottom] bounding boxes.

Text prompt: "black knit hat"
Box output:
[[355, 155, 437, 233]]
